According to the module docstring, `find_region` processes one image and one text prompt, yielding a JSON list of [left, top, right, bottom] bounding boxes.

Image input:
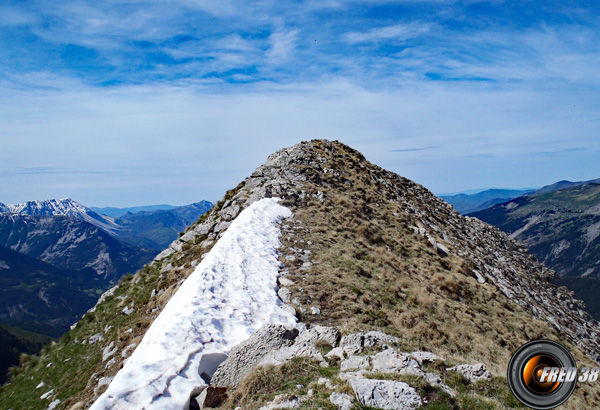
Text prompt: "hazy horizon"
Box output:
[[1, 1, 599, 207]]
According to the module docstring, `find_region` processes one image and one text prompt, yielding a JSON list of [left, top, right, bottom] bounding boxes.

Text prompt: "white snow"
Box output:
[[90, 198, 296, 410]]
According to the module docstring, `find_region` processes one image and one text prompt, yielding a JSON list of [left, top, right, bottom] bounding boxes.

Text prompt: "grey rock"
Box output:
[[282, 304, 297, 317], [278, 287, 292, 303], [258, 394, 302, 409], [339, 331, 399, 356], [310, 306, 321, 315], [339, 332, 364, 355], [339, 370, 369, 381], [195, 386, 227, 409], [350, 378, 422, 410], [363, 331, 400, 348], [409, 351, 441, 365], [372, 349, 422, 376], [447, 363, 492, 382], [211, 325, 298, 387], [279, 277, 295, 287], [340, 355, 371, 372], [295, 325, 341, 347], [325, 346, 345, 360], [260, 342, 327, 367], [330, 392, 353, 410]]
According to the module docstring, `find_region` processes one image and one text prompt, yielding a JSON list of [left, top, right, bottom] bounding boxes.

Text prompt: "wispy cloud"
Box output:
[[267, 29, 300, 64], [391, 146, 439, 152], [345, 23, 433, 44], [534, 148, 586, 157]]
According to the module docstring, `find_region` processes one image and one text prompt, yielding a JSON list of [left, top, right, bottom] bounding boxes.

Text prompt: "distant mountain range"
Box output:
[[0, 198, 119, 235], [470, 179, 600, 319], [90, 204, 178, 218], [110, 201, 213, 249], [470, 179, 600, 278], [0, 198, 213, 339], [440, 189, 533, 214]]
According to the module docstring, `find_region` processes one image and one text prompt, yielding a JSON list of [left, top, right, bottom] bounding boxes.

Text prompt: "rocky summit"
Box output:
[[2, 140, 600, 409]]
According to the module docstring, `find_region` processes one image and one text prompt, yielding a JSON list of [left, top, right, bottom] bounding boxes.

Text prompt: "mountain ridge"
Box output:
[[3, 140, 600, 409]]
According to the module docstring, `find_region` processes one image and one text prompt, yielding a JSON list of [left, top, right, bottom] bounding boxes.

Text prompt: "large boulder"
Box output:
[[210, 325, 298, 387]]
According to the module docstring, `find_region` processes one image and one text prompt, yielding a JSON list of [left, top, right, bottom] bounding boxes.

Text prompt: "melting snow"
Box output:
[[89, 198, 296, 410]]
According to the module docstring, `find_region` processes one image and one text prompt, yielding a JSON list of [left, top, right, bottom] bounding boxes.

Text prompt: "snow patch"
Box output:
[[90, 198, 296, 410], [0, 260, 9, 270]]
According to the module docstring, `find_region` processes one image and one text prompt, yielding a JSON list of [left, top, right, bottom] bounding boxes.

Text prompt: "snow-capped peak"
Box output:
[[2, 198, 119, 234]]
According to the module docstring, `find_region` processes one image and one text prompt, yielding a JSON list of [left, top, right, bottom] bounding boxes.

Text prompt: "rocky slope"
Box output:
[[2, 140, 600, 409]]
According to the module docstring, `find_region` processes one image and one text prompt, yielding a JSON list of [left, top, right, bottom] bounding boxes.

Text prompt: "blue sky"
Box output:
[[1, 0, 599, 206]]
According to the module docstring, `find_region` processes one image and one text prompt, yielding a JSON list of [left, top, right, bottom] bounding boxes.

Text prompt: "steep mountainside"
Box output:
[[112, 201, 213, 249], [0, 324, 52, 385], [470, 182, 600, 278], [441, 189, 531, 214], [0, 214, 154, 283], [0, 247, 101, 337], [2, 140, 600, 409]]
